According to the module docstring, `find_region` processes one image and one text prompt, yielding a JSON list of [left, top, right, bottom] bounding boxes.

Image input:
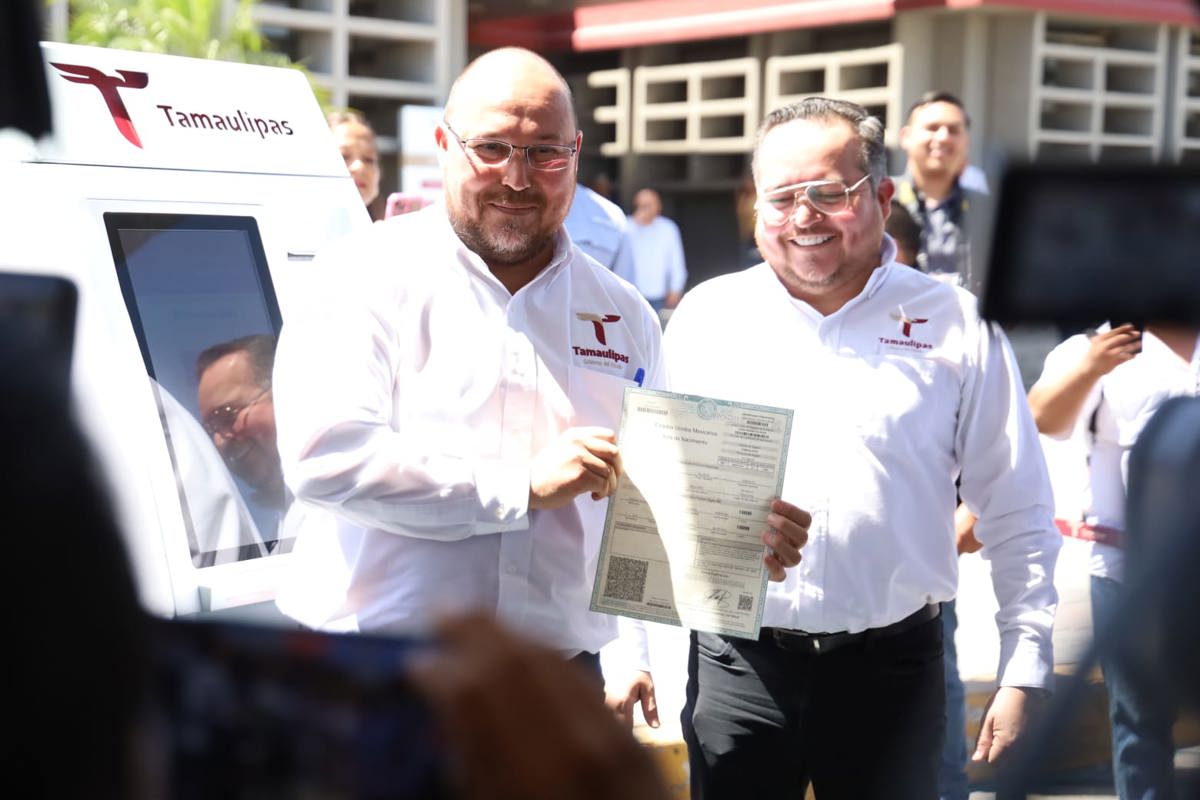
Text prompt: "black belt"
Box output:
[[763, 603, 940, 655]]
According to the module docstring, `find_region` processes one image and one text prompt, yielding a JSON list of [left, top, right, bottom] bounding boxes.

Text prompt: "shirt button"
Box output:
[[504, 562, 520, 575]]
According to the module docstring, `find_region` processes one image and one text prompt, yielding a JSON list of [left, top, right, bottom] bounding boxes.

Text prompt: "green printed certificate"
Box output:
[[590, 388, 792, 639]]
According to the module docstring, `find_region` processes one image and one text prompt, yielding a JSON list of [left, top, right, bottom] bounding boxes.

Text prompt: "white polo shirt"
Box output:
[[1038, 327, 1200, 582], [663, 239, 1060, 688], [273, 205, 663, 660]]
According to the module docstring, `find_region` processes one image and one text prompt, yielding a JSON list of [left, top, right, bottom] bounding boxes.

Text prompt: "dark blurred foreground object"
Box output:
[[981, 164, 1200, 331], [0, 272, 77, 394], [1124, 396, 1200, 709], [1, 313, 151, 799], [997, 397, 1200, 799], [154, 618, 454, 800], [0, 0, 52, 139], [154, 613, 671, 800]]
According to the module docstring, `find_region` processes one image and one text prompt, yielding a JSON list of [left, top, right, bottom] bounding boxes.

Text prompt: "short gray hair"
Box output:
[[752, 98, 887, 187]]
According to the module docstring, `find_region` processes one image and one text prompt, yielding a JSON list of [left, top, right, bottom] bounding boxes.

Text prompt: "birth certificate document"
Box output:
[[590, 388, 792, 639]]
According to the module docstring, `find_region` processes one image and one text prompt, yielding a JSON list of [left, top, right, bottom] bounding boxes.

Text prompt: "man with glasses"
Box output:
[[271, 48, 812, 723], [197, 333, 284, 513], [664, 97, 1060, 799]]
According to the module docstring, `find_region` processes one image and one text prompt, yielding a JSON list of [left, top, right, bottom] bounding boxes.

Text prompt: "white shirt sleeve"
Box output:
[[956, 319, 1061, 688], [272, 248, 530, 542]]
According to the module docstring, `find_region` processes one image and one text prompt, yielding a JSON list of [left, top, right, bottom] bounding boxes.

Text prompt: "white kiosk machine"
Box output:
[[0, 43, 372, 619]]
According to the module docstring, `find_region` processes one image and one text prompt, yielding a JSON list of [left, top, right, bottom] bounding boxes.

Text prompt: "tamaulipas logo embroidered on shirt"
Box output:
[[573, 312, 630, 364], [879, 306, 934, 351]]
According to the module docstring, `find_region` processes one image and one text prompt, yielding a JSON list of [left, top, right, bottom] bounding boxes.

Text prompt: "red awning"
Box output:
[[469, 0, 1200, 53]]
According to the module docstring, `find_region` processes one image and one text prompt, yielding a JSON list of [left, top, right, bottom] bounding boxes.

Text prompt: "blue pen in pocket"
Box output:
[[633, 367, 645, 387]]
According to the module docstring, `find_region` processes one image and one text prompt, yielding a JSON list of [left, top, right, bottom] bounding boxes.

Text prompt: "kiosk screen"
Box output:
[[105, 213, 291, 567]]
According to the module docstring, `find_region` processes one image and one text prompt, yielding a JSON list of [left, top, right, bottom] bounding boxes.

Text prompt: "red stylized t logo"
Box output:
[[51, 63, 150, 148], [891, 312, 929, 338], [576, 313, 621, 345]]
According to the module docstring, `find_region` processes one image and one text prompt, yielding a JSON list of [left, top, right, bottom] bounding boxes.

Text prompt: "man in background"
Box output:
[[896, 90, 993, 799], [621, 187, 687, 311], [1028, 322, 1198, 799], [894, 91, 989, 294]]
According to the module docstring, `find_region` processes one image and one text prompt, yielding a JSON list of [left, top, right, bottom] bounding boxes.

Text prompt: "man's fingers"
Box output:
[[579, 448, 615, 479], [761, 499, 810, 574], [763, 551, 786, 582], [771, 497, 812, 528], [762, 528, 800, 566], [972, 717, 993, 762], [639, 683, 659, 728]]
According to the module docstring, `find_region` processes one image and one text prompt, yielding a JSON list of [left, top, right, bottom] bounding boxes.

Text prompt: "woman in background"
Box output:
[[327, 109, 380, 217]]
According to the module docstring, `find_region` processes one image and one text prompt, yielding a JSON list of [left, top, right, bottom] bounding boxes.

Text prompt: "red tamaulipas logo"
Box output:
[[576, 312, 621, 345], [51, 62, 150, 148], [890, 309, 929, 338]]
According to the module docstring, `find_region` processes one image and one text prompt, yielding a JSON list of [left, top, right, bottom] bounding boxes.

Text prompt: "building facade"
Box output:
[[45, 1, 1200, 275], [474, 0, 1200, 283]]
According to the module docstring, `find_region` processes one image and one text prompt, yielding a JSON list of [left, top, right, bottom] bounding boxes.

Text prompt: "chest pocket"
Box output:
[[570, 367, 636, 430], [835, 353, 955, 452]]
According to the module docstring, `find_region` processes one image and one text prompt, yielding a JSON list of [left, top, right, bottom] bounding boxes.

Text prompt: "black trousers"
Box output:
[[682, 612, 945, 800]]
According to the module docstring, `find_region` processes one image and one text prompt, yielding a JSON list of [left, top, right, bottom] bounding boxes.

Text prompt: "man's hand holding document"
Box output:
[[591, 388, 801, 638]]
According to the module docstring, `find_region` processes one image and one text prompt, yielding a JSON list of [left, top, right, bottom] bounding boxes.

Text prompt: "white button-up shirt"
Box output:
[[1039, 327, 1200, 582], [273, 206, 663, 659], [663, 238, 1060, 688], [619, 215, 688, 302]]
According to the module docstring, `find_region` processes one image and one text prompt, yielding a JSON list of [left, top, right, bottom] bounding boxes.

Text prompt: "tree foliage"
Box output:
[[66, 0, 328, 103]]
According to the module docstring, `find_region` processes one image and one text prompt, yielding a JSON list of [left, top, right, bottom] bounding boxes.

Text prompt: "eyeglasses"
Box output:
[[202, 388, 270, 438], [443, 122, 577, 172], [755, 174, 873, 226]]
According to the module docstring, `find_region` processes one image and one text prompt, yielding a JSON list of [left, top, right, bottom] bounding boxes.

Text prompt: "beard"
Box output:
[[448, 188, 561, 267]]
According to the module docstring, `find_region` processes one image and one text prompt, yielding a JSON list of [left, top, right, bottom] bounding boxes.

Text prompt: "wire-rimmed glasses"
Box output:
[[755, 174, 873, 226], [443, 122, 577, 172], [202, 388, 270, 438]]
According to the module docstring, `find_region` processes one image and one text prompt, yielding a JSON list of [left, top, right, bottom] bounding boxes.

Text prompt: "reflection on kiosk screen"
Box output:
[[155, 619, 453, 800], [104, 213, 289, 565]]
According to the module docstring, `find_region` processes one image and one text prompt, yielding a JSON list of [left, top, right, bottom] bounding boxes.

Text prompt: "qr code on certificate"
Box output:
[[738, 594, 753, 611], [603, 556, 648, 603]]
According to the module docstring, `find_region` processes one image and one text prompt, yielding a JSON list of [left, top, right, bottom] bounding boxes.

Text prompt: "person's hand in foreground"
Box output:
[[411, 614, 670, 800]]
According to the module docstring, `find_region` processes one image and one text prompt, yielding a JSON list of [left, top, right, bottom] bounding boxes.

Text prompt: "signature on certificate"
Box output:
[[705, 589, 731, 608]]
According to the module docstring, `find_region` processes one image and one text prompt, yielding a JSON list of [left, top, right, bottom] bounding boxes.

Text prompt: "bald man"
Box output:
[[272, 48, 674, 719]]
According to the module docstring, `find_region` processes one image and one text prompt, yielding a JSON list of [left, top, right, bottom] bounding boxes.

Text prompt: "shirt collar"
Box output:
[[903, 173, 966, 214]]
